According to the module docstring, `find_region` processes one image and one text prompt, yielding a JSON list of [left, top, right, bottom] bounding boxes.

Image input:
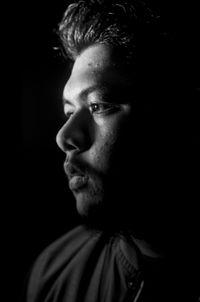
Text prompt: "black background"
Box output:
[[8, 0, 200, 300], [15, 1, 80, 300]]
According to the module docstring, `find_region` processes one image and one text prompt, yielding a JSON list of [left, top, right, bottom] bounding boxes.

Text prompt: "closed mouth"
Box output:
[[64, 161, 85, 179], [69, 175, 88, 191]]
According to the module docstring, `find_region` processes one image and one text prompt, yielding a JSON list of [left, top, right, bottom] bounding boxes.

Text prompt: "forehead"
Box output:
[[63, 44, 132, 100], [74, 44, 113, 73]]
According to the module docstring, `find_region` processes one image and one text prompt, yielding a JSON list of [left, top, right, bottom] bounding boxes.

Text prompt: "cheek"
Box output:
[[87, 121, 124, 173]]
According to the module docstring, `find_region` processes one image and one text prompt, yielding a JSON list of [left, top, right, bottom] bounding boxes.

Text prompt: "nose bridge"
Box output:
[[56, 108, 92, 153]]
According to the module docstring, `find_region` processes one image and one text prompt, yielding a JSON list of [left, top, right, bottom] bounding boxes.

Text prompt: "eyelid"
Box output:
[[65, 111, 73, 118], [89, 100, 121, 107], [63, 97, 121, 119], [89, 101, 121, 114], [64, 107, 74, 121], [64, 102, 74, 113]]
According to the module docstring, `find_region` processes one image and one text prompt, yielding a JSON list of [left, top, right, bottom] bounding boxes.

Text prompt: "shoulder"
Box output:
[[31, 224, 99, 274], [26, 225, 100, 301], [26, 228, 142, 302]]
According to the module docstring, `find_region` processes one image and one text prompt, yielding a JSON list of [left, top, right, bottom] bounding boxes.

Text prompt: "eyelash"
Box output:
[[89, 102, 120, 114], [65, 111, 73, 119], [64, 102, 120, 120]]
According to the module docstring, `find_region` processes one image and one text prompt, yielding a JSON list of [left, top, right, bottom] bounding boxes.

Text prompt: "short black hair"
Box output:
[[57, 1, 178, 92], [58, 0, 163, 60]]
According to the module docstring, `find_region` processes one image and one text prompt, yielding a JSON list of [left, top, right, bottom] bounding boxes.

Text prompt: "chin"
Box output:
[[76, 195, 93, 217], [74, 177, 105, 217], [74, 191, 119, 232], [75, 190, 103, 218]]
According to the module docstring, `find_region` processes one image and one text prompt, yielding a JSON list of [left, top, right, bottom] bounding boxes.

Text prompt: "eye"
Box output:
[[89, 102, 120, 115], [64, 111, 74, 120]]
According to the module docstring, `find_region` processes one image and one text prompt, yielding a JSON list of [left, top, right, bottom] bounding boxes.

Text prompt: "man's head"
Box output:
[[56, 0, 179, 231], [56, 41, 134, 220]]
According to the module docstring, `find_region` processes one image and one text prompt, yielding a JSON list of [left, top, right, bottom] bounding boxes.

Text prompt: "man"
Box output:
[[25, 1, 199, 301]]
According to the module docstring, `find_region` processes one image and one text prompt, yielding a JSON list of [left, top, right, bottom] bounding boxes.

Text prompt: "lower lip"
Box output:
[[69, 176, 88, 191]]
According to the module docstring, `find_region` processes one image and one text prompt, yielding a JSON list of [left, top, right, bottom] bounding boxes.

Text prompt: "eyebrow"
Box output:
[[62, 84, 107, 106]]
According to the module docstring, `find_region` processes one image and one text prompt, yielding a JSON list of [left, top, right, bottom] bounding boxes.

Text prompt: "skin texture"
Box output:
[[56, 44, 175, 253], [56, 44, 136, 225]]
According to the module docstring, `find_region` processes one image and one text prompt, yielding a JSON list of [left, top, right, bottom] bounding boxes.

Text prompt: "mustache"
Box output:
[[63, 159, 87, 180], [63, 156, 105, 182]]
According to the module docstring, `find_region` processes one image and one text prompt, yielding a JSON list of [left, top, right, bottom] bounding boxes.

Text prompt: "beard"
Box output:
[[73, 164, 137, 233], [73, 172, 105, 218], [67, 154, 175, 254]]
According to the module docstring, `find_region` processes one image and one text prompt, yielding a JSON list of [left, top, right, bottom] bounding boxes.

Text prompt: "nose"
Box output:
[[56, 109, 93, 154]]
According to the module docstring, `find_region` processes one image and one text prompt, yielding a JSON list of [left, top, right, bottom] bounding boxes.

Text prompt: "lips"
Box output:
[[69, 175, 88, 191], [64, 161, 88, 191]]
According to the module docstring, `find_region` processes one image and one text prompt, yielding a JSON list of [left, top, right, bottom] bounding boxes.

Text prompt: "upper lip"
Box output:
[[64, 161, 85, 180]]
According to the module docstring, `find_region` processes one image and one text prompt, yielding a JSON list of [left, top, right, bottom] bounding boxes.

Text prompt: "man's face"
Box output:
[[56, 44, 135, 220]]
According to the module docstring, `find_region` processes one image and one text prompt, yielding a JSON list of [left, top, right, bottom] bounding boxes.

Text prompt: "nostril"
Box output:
[[65, 140, 78, 152]]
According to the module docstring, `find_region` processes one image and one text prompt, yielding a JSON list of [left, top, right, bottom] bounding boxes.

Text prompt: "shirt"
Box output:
[[26, 224, 194, 302]]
